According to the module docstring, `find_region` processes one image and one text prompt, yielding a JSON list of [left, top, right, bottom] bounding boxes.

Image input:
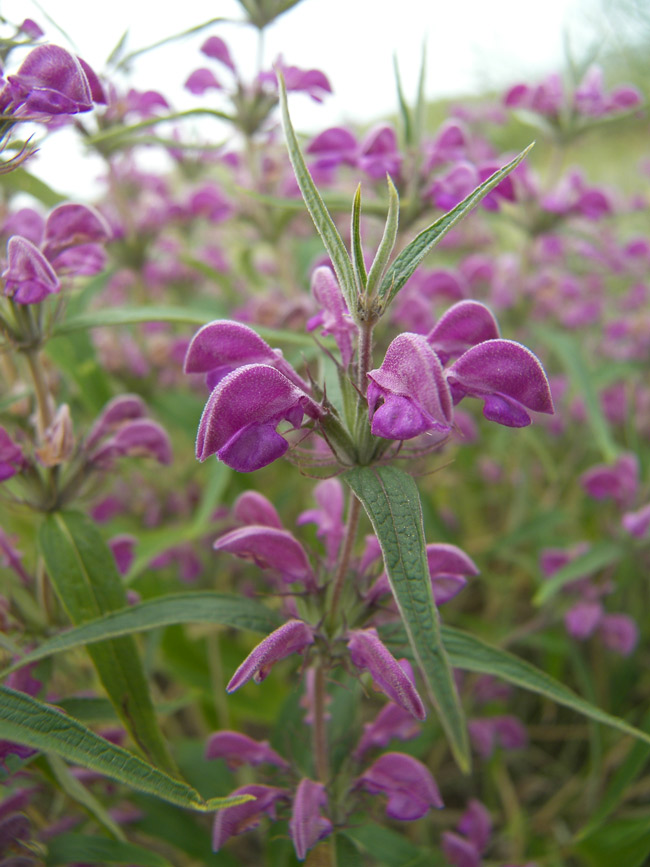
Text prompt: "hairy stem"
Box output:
[[313, 662, 329, 783], [327, 493, 361, 631]]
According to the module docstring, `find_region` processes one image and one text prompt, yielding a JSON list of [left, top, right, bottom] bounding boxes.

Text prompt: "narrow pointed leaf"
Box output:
[[380, 623, 650, 748], [46, 832, 173, 866], [2, 592, 283, 676], [0, 686, 250, 812], [38, 511, 175, 773], [344, 465, 470, 772], [366, 176, 400, 296], [393, 56, 413, 146], [351, 184, 367, 292], [533, 541, 623, 605], [278, 74, 356, 315], [377, 144, 533, 309]]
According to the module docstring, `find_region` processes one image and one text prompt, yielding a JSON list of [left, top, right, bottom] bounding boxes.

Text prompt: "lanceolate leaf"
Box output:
[[343, 465, 470, 772], [377, 144, 533, 309], [38, 511, 175, 773], [380, 622, 650, 748], [278, 74, 357, 315], [1, 592, 283, 676], [366, 176, 400, 297], [0, 686, 250, 812], [351, 184, 367, 292], [46, 832, 173, 866]]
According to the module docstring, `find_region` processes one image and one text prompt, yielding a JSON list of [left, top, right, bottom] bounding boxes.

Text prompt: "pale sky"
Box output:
[[4, 0, 612, 198]]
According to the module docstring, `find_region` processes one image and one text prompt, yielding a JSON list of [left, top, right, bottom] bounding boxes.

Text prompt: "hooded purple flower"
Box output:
[[446, 339, 554, 427], [356, 752, 443, 820], [201, 36, 237, 73], [226, 620, 315, 692], [213, 525, 315, 586], [41, 203, 111, 261], [0, 428, 26, 481], [622, 503, 650, 538], [212, 784, 288, 852], [580, 453, 639, 508], [347, 629, 426, 720], [1, 45, 94, 116], [185, 68, 222, 95], [205, 731, 289, 770], [354, 661, 422, 759], [233, 490, 283, 528], [289, 779, 333, 860], [195, 364, 322, 472], [306, 127, 358, 170], [357, 124, 401, 179], [259, 59, 332, 103], [468, 715, 527, 758], [367, 333, 454, 440], [184, 320, 307, 389], [2, 236, 60, 304]]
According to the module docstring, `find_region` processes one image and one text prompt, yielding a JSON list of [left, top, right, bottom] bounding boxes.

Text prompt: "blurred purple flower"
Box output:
[[185, 68, 221, 95], [306, 266, 358, 367], [108, 534, 137, 575], [442, 831, 481, 867], [42, 203, 111, 260], [212, 784, 288, 852], [358, 124, 401, 179], [503, 73, 563, 116], [0, 428, 26, 481], [195, 364, 322, 472], [297, 478, 345, 567], [367, 333, 454, 440], [205, 731, 289, 770], [458, 799, 492, 852], [226, 619, 314, 692], [565, 600, 603, 639], [580, 452, 639, 508], [468, 715, 528, 759], [201, 36, 237, 72], [306, 127, 358, 170], [446, 339, 554, 427], [289, 779, 332, 860], [233, 490, 283, 528], [356, 752, 443, 820], [260, 59, 331, 103], [622, 503, 650, 538], [347, 629, 426, 720], [598, 613, 638, 656]]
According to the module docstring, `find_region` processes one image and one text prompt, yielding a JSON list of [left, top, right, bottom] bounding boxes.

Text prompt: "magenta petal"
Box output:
[[441, 832, 481, 867], [367, 333, 454, 440], [347, 629, 426, 720], [213, 525, 315, 585], [447, 339, 554, 427], [9, 45, 92, 115], [458, 799, 492, 852], [427, 300, 500, 364], [205, 731, 289, 769], [43, 203, 111, 259], [226, 620, 314, 692], [185, 67, 221, 95], [3, 236, 60, 304], [289, 779, 332, 860], [565, 600, 603, 639], [201, 36, 237, 72], [212, 784, 287, 852], [357, 752, 443, 820], [233, 491, 283, 528], [598, 614, 638, 656]]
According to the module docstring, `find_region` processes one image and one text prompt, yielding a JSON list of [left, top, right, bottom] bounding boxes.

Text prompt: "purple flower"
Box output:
[[90, 419, 172, 468], [357, 124, 401, 179], [468, 715, 527, 759], [2, 236, 60, 304], [297, 478, 345, 567], [42, 203, 111, 260], [201, 36, 236, 73], [205, 731, 289, 770], [367, 333, 454, 440], [442, 832, 481, 867], [427, 300, 500, 365], [108, 535, 137, 575], [212, 784, 288, 852], [260, 59, 331, 103], [446, 339, 554, 427], [1, 45, 93, 116], [565, 600, 603, 640], [347, 629, 426, 720], [504, 73, 564, 117], [0, 428, 26, 481], [356, 752, 443, 820], [306, 127, 358, 170], [184, 320, 306, 389], [306, 266, 358, 367], [289, 779, 333, 860], [458, 799, 492, 852], [226, 620, 315, 692], [580, 453, 639, 508], [195, 364, 322, 472], [213, 525, 315, 586], [354, 662, 422, 759], [233, 491, 283, 528], [622, 503, 650, 538], [598, 614, 638, 657], [185, 68, 222, 95]]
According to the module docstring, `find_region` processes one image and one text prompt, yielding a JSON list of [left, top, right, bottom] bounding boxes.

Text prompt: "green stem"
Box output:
[[24, 348, 53, 439], [313, 662, 329, 783]]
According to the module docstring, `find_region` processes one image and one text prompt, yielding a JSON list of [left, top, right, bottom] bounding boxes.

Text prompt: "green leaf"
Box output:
[[343, 465, 470, 772], [351, 184, 367, 292], [535, 327, 618, 462], [381, 623, 650, 748], [533, 541, 623, 605], [344, 824, 437, 867], [574, 818, 650, 867], [393, 56, 413, 146], [113, 17, 225, 71], [0, 167, 65, 206], [278, 73, 356, 315], [38, 511, 175, 773], [46, 832, 173, 866], [366, 176, 400, 297], [0, 686, 250, 812], [84, 109, 234, 152], [377, 145, 533, 309], [2, 592, 283, 676]]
